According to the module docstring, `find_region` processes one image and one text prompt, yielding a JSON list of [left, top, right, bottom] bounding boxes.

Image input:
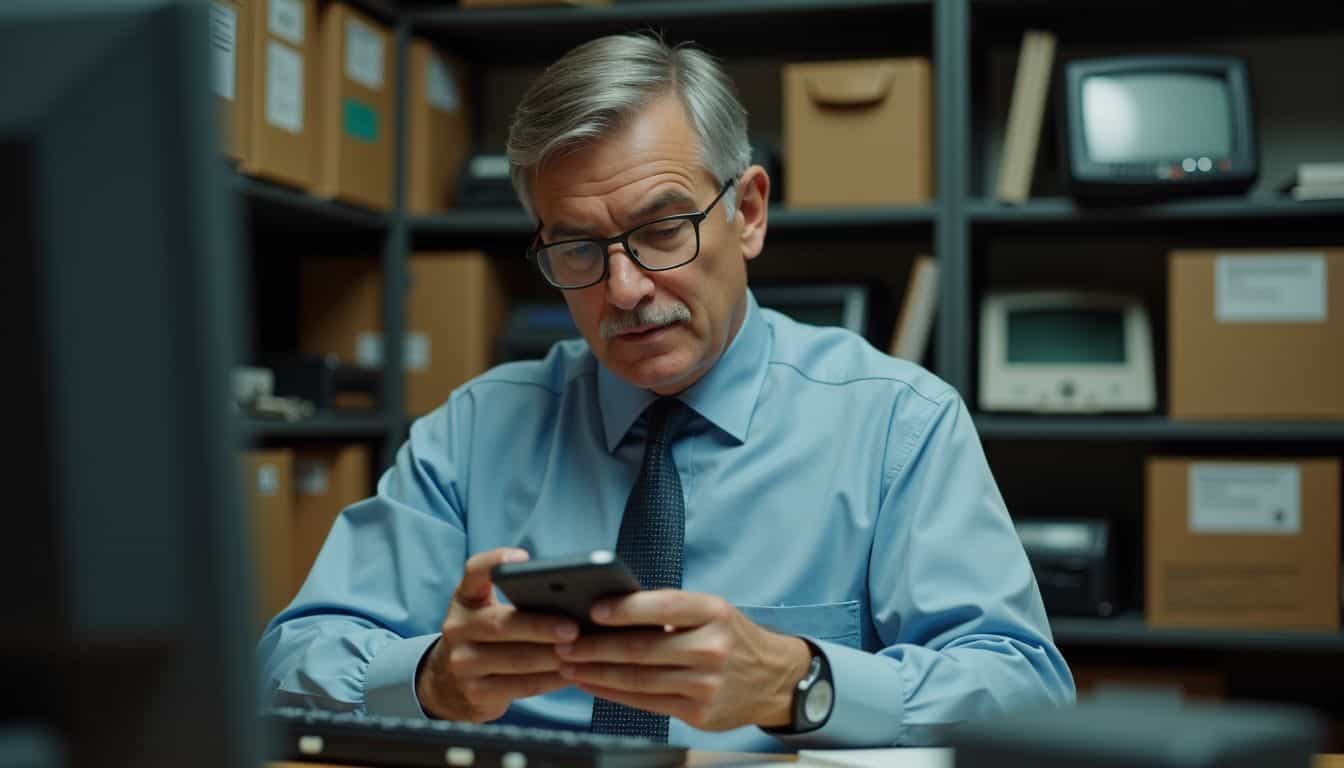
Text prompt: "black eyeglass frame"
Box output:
[[525, 178, 737, 290]]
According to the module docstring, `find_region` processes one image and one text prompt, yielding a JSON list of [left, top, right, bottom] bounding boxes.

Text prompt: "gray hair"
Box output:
[[506, 32, 751, 221]]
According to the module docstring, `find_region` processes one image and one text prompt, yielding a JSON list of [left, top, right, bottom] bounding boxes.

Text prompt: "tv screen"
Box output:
[[1081, 72, 1233, 163], [1006, 307, 1127, 365]]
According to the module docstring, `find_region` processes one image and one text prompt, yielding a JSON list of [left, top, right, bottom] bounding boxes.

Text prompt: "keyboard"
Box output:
[[260, 707, 688, 768]]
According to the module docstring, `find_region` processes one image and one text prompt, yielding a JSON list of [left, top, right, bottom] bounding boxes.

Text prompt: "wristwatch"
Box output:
[[789, 640, 834, 732]]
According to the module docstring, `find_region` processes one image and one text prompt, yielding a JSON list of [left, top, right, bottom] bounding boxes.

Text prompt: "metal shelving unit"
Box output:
[[238, 0, 1343, 661], [1051, 614, 1344, 654]]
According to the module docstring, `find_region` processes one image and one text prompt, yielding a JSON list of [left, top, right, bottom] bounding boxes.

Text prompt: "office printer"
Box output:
[[1014, 518, 1117, 617]]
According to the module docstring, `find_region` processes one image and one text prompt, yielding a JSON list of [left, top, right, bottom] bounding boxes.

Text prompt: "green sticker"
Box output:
[[342, 98, 378, 143]]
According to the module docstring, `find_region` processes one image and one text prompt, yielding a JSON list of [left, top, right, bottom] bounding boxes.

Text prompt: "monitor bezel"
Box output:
[[1061, 55, 1258, 195]]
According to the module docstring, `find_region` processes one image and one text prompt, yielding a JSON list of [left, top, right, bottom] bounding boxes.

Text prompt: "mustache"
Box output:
[[599, 302, 691, 340]]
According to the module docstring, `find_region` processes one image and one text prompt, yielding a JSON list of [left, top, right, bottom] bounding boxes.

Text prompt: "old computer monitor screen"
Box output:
[[1061, 55, 1258, 197], [1, 2, 256, 767], [753, 284, 870, 337]]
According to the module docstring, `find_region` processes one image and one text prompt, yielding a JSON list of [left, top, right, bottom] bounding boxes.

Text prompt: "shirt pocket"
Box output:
[[735, 601, 862, 649]]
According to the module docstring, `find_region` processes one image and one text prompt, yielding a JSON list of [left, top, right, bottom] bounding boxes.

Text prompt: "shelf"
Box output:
[[967, 196, 1344, 233], [410, 204, 935, 243], [1051, 613, 1344, 653], [970, 1, 1344, 42], [242, 413, 390, 440], [234, 173, 389, 234], [974, 415, 1344, 443], [408, 0, 933, 60]]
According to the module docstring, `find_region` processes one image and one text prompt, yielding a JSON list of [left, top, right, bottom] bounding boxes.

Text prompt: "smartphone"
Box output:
[[492, 550, 643, 632]]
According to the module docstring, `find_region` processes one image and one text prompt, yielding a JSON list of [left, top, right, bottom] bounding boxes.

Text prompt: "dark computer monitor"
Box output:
[[1, 2, 255, 767], [1060, 55, 1258, 198], [754, 283, 871, 336]]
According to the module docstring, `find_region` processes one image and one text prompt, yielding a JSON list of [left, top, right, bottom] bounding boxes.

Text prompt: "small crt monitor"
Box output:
[[979, 291, 1156, 413], [1060, 55, 1258, 198], [753, 283, 869, 336]]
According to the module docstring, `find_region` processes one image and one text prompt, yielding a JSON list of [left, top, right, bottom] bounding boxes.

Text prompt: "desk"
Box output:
[[271, 756, 794, 768], [273, 755, 1344, 768]]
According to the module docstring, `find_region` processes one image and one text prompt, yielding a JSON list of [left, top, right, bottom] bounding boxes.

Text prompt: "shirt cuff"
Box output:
[[767, 639, 905, 748], [362, 633, 439, 719]]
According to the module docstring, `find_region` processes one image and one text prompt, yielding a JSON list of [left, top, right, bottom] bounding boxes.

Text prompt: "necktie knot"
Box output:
[[645, 398, 684, 446]]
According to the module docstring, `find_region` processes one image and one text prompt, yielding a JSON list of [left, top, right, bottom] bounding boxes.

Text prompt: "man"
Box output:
[[258, 33, 1074, 750]]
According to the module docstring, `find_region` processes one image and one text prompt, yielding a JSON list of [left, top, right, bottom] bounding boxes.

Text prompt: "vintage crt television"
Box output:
[[979, 291, 1156, 414], [1060, 55, 1258, 198], [754, 283, 870, 336]]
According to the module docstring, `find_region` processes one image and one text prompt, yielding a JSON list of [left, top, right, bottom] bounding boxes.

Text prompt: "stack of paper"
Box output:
[[1283, 162, 1344, 200]]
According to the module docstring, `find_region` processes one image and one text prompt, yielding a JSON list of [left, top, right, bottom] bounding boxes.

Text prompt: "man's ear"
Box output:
[[735, 165, 770, 261]]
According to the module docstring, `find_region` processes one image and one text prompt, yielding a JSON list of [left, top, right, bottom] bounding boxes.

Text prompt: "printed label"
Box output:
[[256, 463, 280, 496], [265, 41, 304, 134], [344, 17, 384, 90], [1189, 463, 1301, 535], [209, 3, 237, 101], [268, 0, 305, 45], [342, 98, 379, 143], [296, 460, 329, 496], [426, 52, 460, 112], [356, 332, 429, 371], [405, 332, 430, 372], [1215, 254, 1327, 323]]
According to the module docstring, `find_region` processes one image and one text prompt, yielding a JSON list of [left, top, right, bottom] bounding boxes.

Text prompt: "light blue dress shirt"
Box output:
[[258, 290, 1075, 750]]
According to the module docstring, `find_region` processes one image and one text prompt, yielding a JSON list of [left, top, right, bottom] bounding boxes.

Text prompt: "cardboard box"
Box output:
[[211, 0, 251, 160], [1072, 664, 1225, 702], [1146, 457, 1340, 631], [1168, 248, 1344, 420], [241, 449, 294, 631], [291, 444, 371, 591], [241, 0, 319, 189], [782, 58, 933, 208], [407, 39, 472, 214], [314, 2, 394, 210], [300, 251, 506, 415]]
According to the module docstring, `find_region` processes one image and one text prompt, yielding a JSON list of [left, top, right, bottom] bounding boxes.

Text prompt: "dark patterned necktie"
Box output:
[[590, 398, 686, 742]]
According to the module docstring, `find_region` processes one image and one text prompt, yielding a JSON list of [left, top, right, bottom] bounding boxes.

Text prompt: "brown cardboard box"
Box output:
[[300, 251, 506, 415], [291, 444, 371, 591], [782, 58, 933, 208], [212, 0, 251, 160], [314, 2, 394, 210], [241, 0, 319, 189], [1146, 457, 1340, 631], [240, 449, 294, 631], [407, 39, 472, 214], [1169, 247, 1344, 420]]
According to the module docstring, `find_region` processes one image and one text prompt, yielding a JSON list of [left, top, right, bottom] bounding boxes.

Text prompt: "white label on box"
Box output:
[[357, 332, 430, 371], [344, 17, 384, 91], [1215, 253, 1327, 323], [405, 332, 430, 372], [256, 463, 280, 496], [296, 460, 329, 496], [268, 0, 304, 45], [426, 52, 460, 113], [265, 41, 304, 134], [1189, 463, 1301, 535], [209, 3, 238, 101]]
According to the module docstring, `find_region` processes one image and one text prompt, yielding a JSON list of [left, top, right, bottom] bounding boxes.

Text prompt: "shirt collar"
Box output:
[[598, 290, 770, 452]]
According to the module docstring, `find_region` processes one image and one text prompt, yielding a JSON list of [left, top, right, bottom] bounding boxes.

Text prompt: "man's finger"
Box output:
[[590, 589, 726, 629], [456, 548, 529, 608], [560, 662, 715, 697], [557, 625, 714, 667], [457, 604, 579, 644], [447, 642, 566, 677], [471, 672, 570, 705]]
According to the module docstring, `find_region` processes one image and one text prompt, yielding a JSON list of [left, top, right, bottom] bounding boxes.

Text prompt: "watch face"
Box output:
[[804, 679, 833, 724]]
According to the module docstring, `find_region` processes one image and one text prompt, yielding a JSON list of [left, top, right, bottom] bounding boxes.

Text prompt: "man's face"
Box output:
[[530, 95, 764, 395]]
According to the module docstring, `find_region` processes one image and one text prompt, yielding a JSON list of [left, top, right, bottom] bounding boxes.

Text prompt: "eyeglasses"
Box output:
[[526, 178, 736, 290]]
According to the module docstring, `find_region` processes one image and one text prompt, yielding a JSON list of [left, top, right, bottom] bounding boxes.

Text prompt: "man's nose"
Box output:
[[604, 244, 654, 311]]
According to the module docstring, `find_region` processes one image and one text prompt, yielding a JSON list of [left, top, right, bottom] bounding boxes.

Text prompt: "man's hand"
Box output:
[[555, 590, 814, 732], [416, 548, 579, 722]]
